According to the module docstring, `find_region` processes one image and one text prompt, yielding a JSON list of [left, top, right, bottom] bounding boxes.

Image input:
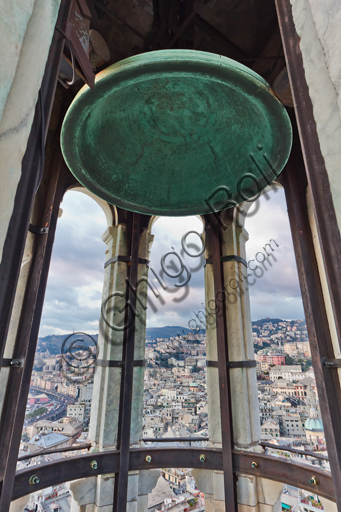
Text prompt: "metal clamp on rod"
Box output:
[[227, 360, 256, 368], [220, 255, 247, 267], [104, 256, 149, 268], [95, 359, 145, 367], [206, 360, 256, 368], [205, 255, 247, 267], [138, 258, 149, 265], [322, 358, 341, 368], [28, 224, 49, 235], [2, 358, 24, 368], [104, 256, 131, 269], [204, 257, 213, 267]]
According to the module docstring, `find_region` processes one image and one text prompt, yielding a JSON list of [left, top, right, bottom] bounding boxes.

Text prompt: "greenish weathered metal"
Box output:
[[61, 50, 292, 216]]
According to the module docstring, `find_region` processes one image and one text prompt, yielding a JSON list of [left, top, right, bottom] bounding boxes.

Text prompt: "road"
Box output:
[[26, 387, 75, 425]]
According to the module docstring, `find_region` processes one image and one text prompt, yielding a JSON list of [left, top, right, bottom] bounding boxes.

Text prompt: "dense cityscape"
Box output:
[[21, 318, 326, 512]]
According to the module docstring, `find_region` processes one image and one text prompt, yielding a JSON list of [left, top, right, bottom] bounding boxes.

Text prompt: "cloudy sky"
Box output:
[[39, 187, 304, 337]]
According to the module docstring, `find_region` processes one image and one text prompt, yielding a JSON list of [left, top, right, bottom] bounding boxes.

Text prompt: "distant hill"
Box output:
[[37, 319, 304, 354], [251, 318, 306, 329], [37, 333, 98, 356], [37, 326, 204, 354], [145, 326, 205, 340], [252, 318, 284, 327]]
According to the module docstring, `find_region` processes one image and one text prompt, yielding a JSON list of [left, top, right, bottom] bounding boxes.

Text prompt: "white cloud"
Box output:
[[39, 187, 304, 337]]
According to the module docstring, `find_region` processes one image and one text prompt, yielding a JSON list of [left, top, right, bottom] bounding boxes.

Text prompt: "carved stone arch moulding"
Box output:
[[66, 185, 117, 227]]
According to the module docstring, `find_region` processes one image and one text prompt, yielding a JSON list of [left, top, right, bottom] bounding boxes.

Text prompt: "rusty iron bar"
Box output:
[[17, 443, 92, 462], [275, 2, 341, 506], [276, 0, 341, 343], [113, 212, 141, 512], [205, 215, 237, 512], [143, 437, 209, 443], [232, 450, 334, 502], [0, 0, 72, 372], [0, 150, 67, 512], [260, 442, 329, 462], [6, 448, 335, 503], [275, 1, 341, 399], [281, 124, 341, 509], [64, 21, 95, 88]]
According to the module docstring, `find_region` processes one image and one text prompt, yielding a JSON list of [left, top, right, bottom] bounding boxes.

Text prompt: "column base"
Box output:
[[67, 469, 160, 512], [192, 470, 283, 512]]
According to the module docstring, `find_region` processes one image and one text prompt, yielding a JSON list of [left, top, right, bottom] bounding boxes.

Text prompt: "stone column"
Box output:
[[9, 496, 30, 512], [131, 225, 154, 445], [0, 230, 35, 418], [203, 226, 222, 447], [322, 497, 337, 512], [89, 222, 154, 449], [219, 210, 260, 450], [70, 220, 158, 512], [197, 210, 283, 511], [198, 228, 225, 512], [0, 196, 63, 417], [68, 470, 160, 512], [89, 223, 130, 450]]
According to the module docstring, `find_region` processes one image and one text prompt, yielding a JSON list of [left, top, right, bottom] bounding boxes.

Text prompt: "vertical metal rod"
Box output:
[[205, 214, 237, 512], [0, 152, 67, 511], [0, 0, 72, 369], [275, 0, 341, 360], [282, 133, 341, 509], [113, 212, 140, 512]]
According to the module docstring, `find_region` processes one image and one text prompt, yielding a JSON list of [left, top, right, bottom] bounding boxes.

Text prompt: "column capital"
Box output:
[[239, 225, 249, 244], [102, 225, 117, 246]]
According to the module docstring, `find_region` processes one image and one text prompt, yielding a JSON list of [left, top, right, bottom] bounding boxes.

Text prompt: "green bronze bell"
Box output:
[[61, 50, 292, 216]]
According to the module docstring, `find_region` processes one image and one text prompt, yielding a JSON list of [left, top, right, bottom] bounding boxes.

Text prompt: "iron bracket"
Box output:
[[28, 224, 49, 235], [220, 255, 247, 267], [104, 255, 131, 268], [322, 358, 341, 368], [206, 360, 256, 368], [2, 358, 24, 368], [95, 359, 145, 367], [139, 258, 149, 265], [104, 256, 149, 268], [204, 255, 247, 267], [65, 21, 95, 88]]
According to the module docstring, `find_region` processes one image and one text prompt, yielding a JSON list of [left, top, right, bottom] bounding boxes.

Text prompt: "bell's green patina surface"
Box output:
[[61, 50, 292, 216]]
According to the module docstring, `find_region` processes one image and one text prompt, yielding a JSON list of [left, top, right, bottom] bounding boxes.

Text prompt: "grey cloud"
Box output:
[[40, 187, 305, 337]]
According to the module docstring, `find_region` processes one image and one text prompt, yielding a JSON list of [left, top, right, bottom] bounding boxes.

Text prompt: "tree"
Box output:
[[285, 355, 295, 365], [26, 406, 47, 419], [302, 358, 312, 372]]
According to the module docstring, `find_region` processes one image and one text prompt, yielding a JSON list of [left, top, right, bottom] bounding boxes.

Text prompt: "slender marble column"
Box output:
[[219, 210, 260, 450], [199, 209, 283, 511], [73, 221, 158, 512], [89, 224, 130, 450]]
